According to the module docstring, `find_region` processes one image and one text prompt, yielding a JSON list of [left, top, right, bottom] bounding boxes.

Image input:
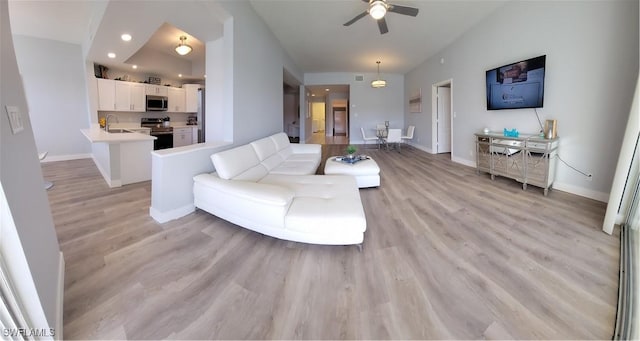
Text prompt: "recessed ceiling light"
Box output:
[[178, 74, 183, 78], [107, 52, 116, 58], [325, 88, 330, 91], [132, 65, 137, 69], [121, 33, 132, 42], [311, 94, 316, 97]]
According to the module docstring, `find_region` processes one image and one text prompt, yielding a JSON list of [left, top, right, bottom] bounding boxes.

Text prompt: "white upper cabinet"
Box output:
[[115, 81, 145, 112], [145, 84, 168, 97], [167, 87, 185, 112], [96, 78, 115, 111], [183, 84, 200, 113]]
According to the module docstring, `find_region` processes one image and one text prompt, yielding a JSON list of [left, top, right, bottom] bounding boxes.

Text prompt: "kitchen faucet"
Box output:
[[105, 114, 119, 131]]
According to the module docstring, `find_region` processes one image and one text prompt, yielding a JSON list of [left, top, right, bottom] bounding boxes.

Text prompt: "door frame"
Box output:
[[431, 79, 454, 155]]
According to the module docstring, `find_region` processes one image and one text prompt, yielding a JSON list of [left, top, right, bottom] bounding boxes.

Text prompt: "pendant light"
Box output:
[[175, 35, 192, 56], [371, 61, 387, 88]]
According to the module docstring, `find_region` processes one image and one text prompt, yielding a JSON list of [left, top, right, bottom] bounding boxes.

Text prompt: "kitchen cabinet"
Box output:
[[173, 127, 193, 147], [183, 84, 201, 113], [145, 84, 168, 96], [167, 87, 186, 112], [115, 81, 145, 112], [96, 78, 116, 110]]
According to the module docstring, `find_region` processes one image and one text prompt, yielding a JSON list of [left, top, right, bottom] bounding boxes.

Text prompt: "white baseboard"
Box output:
[[150, 204, 195, 224], [451, 156, 476, 168], [552, 181, 609, 203], [55, 252, 64, 340], [40, 153, 91, 163], [407, 142, 433, 154]]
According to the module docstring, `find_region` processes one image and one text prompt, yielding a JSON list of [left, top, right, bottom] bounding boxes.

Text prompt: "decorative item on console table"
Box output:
[[545, 119, 557, 139]]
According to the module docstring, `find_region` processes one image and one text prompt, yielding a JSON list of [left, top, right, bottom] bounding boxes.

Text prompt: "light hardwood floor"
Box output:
[[43, 145, 619, 339]]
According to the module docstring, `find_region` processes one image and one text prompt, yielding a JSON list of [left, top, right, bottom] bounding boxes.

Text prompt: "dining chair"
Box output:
[[386, 128, 402, 151], [401, 125, 415, 147], [361, 127, 378, 148]]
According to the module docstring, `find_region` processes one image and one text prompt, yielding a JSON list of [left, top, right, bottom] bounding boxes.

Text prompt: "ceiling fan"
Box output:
[[344, 0, 419, 35]]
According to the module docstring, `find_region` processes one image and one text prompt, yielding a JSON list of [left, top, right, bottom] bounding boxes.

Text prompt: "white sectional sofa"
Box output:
[[193, 132, 367, 246]]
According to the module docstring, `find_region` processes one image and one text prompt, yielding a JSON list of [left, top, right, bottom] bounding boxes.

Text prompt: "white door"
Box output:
[[437, 87, 451, 153]]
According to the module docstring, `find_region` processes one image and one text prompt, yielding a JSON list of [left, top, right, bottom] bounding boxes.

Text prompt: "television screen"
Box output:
[[486, 55, 546, 110]]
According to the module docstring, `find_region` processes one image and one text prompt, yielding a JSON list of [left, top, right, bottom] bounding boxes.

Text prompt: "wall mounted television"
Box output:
[[486, 55, 546, 110]]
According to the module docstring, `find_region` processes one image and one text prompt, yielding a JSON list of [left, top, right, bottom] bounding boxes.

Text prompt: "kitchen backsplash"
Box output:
[[98, 112, 195, 125]]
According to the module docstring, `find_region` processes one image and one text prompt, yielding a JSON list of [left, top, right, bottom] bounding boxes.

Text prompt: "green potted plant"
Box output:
[[346, 145, 357, 159]]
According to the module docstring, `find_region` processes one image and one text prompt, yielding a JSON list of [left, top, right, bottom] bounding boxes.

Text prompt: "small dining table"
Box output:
[[375, 128, 388, 149]]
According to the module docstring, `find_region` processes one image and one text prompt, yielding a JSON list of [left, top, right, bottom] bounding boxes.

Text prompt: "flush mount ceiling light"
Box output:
[[371, 60, 387, 88], [121, 33, 132, 41], [369, 0, 387, 20], [175, 35, 192, 56]]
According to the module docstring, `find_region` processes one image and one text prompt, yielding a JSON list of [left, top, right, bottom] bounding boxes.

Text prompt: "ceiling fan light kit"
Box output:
[[371, 60, 387, 88], [369, 1, 387, 20], [175, 35, 192, 55], [344, 0, 419, 35]]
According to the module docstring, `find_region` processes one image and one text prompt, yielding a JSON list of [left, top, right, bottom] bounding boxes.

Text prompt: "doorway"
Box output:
[[333, 107, 347, 136], [432, 80, 453, 155]]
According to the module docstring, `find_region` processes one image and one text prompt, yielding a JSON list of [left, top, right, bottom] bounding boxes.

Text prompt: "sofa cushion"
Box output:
[[270, 132, 291, 151], [260, 175, 367, 235], [211, 144, 261, 180], [261, 153, 286, 171], [250, 136, 277, 161], [270, 160, 319, 175]]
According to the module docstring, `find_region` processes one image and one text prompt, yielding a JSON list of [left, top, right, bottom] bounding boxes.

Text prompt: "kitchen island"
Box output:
[[81, 127, 156, 187]]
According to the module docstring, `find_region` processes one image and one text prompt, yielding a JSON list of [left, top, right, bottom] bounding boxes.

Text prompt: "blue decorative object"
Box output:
[[503, 128, 519, 137]]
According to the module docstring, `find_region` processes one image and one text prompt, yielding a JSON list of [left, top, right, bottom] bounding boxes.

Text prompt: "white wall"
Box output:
[[1, 1, 62, 330], [221, 1, 303, 145], [305, 72, 404, 143], [150, 1, 304, 222], [405, 0, 639, 201], [12, 35, 91, 160]]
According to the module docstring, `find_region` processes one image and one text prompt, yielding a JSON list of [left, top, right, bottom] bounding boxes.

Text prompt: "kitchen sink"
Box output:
[[107, 129, 134, 134]]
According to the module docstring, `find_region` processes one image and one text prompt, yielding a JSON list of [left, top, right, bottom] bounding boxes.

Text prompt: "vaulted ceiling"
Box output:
[[7, 0, 509, 77]]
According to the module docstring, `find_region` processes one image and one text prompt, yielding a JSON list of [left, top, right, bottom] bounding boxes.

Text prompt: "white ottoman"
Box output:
[[324, 156, 380, 188]]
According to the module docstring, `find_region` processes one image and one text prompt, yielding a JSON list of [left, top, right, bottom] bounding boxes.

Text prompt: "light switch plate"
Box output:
[[5, 106, 24, 134]]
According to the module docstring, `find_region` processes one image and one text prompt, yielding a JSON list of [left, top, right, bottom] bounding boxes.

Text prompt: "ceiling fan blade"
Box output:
[[388, 4, 419, 16], [344, 11, 368, 26], [377, 17, 389, 34]]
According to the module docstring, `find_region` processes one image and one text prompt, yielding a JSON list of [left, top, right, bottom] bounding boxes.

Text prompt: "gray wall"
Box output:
[[1, 1, 62, 328], [13, 35, 91, 160], [220, 1, 303, 145], [305, 72, 405, 143], [405, 0, 639, 200]]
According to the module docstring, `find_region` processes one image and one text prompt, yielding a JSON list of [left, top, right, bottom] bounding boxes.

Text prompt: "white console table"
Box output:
[[475, 132, 559, 196]]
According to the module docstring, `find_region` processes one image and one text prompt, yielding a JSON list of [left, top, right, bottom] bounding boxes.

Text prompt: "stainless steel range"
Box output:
[[141, 118, 173, 150]]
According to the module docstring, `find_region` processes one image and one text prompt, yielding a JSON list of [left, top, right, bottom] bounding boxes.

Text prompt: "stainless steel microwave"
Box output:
[[146, 95, 168, 111]]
